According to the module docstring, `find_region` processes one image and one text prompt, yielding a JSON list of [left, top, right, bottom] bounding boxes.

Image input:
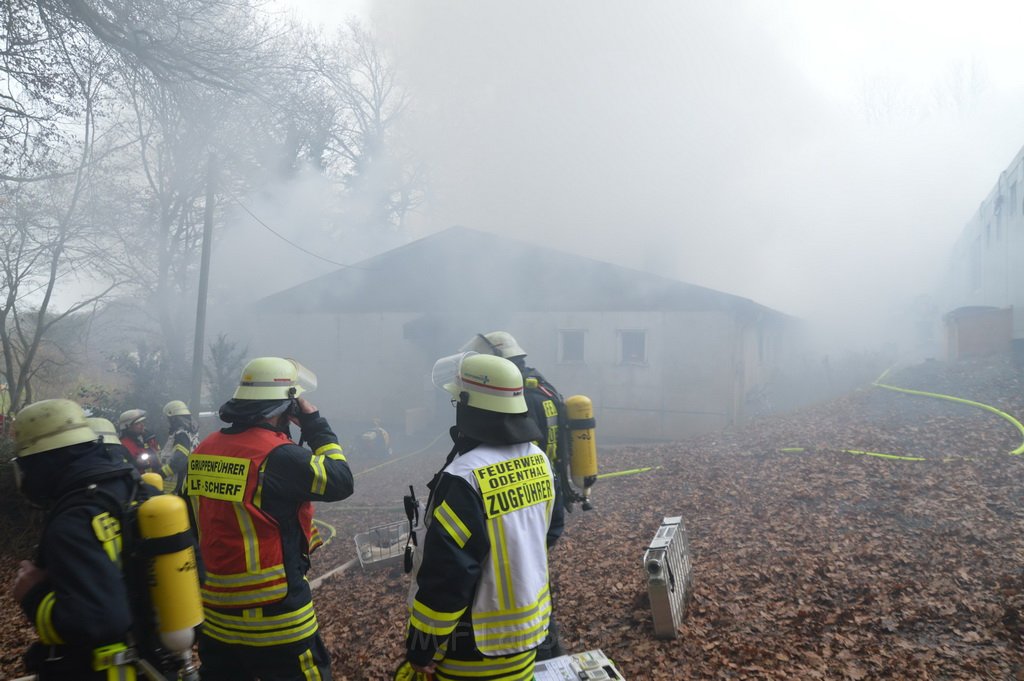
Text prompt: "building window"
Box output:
[[619, 330, 646, 364], [559, 329, 585, 362]]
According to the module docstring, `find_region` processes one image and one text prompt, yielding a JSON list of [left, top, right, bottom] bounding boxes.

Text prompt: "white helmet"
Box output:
[[163, 400, 190, 417], [118, 409, 147, 431], [460, 331, 526, 360], [433, 352, 527, 415], [233, 357, 317, 400], [15, 399, 98, 457], [86, 417, 121, 446]]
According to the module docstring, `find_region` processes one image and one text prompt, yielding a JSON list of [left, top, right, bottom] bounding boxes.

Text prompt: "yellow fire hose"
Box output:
[[597, 466, 660, 480], [874, 369, 1024, 455], [780, 370, 1024, 460]]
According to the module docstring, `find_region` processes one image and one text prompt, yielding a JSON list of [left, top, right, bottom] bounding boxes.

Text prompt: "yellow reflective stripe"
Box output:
[[111, 665, 136, 681], [35, 591, 63, 644], [409, 599, 466, 637], [476, 626, 548, 656], [474, 584, 550, 622], [299, 647, 321, 681], [201, 582, 288, 607], [434, 501, 471, 548], [204, 601, 315, 628], [110, 664, 136, 681], [174, 443, 190, 456], [231, 503, 260, 572], [488, 517, 514, 610], [436, 650, 535, 680], [309, 522, 323, 552], [203, 564, 287, 587], [202, 603, 319, 646], [474, 622, 550, 651], [314, 442, 343, 458], [309, 455, 327, 495], [254, 460, 267, 508]]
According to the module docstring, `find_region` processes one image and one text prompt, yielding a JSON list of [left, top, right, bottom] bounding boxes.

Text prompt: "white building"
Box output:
[[940, 144, 1024, 356], [249, 226, 800, 442]]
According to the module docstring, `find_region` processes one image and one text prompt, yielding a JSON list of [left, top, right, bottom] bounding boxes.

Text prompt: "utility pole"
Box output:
[[190, 153, 216, 413]]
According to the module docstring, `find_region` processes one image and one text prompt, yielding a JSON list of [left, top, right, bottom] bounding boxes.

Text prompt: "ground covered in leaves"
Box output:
[[2, 356, 1023, 679]]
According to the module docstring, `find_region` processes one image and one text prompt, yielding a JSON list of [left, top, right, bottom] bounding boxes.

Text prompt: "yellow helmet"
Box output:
[[433, 353, 527, 415], [86, 417, 121, 446], [233, 357, 317, 400], [460, 331, 526, 360], [118, 409, 147, 431], [163, 400, 190, 417], [15, 399, 98, 457]]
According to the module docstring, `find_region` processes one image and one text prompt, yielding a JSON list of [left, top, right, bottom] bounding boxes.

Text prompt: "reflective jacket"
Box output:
[[19, 442, 149, 680], [522, 368, 566, 465], [188, 413, 353, 647], [119, 434, 160, 474], [161, 427, 197, 496], [523, 366, 570, 545], [407, 441, 554, 665]]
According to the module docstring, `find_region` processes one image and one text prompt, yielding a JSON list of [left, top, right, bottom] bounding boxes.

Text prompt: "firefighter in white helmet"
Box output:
[[189, 357, 353, 680], [460, 330, 586, 659], [118, 408, 160, 475], [10, 399, 159, 679], [403, 353, 558, 680], [160, 400, 197, 496]]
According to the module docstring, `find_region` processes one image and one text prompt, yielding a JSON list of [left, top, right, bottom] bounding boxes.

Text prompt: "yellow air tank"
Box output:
[[136, 494, 203, 654], [566, 394, 598, 510], [141, 472, 163, 490]]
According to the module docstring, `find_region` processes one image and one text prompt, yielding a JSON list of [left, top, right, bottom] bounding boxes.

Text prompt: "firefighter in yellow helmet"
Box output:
[[189, 357, 353, 680], [160, 400, 197, 496], [10, 399, 158, 679], [460, 330, 585, 659], [404, 353, 557, 680]]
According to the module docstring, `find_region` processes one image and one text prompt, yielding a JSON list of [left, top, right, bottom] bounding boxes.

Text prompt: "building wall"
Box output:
[[942, 146, 1024, 339], [251, 307, 784, 442], [944, 307, 1013, 359]]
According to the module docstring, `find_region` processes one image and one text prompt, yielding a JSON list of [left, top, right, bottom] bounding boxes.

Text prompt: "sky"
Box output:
[[248, 0, 1024, 355]]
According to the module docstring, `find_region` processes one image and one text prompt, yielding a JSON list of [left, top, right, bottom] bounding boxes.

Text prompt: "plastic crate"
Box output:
[[353, 519, 409, 569]]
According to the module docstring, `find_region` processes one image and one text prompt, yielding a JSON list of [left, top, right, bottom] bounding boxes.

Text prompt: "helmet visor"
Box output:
[[431, 352, 477, 396], [289, 359, 318, 395]]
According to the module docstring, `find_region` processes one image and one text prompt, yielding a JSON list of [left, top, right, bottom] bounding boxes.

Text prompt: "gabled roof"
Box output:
[[259, 226, 786, 319]]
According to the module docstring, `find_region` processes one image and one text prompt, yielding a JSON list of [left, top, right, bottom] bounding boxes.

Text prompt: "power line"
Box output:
[[229, 195, 368, 270]]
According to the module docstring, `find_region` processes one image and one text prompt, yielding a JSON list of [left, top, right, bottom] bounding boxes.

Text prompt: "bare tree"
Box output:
[[309, 20, 426, 230], [0, 111, 122, 409]]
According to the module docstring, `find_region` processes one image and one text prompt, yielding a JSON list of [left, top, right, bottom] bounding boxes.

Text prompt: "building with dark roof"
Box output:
[[253, 226, 800, 441]]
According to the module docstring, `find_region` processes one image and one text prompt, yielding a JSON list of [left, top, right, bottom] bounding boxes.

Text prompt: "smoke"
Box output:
[[342, 0, 1024, 359]]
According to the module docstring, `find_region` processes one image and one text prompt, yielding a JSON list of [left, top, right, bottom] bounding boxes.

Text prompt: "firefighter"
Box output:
[[118, 408, 161, 475], [188, 356, 354, 680], [460, 330, 580, 659], [161, 400, 197, 496], [86, 416, 134, 466], [405, 353, 556, 680], [11, 399, 150, 680], [359, 417, 392, 458]]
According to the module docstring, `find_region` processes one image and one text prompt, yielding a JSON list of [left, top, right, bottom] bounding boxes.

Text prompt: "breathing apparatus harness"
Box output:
[[40, 471, 200, 680]]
